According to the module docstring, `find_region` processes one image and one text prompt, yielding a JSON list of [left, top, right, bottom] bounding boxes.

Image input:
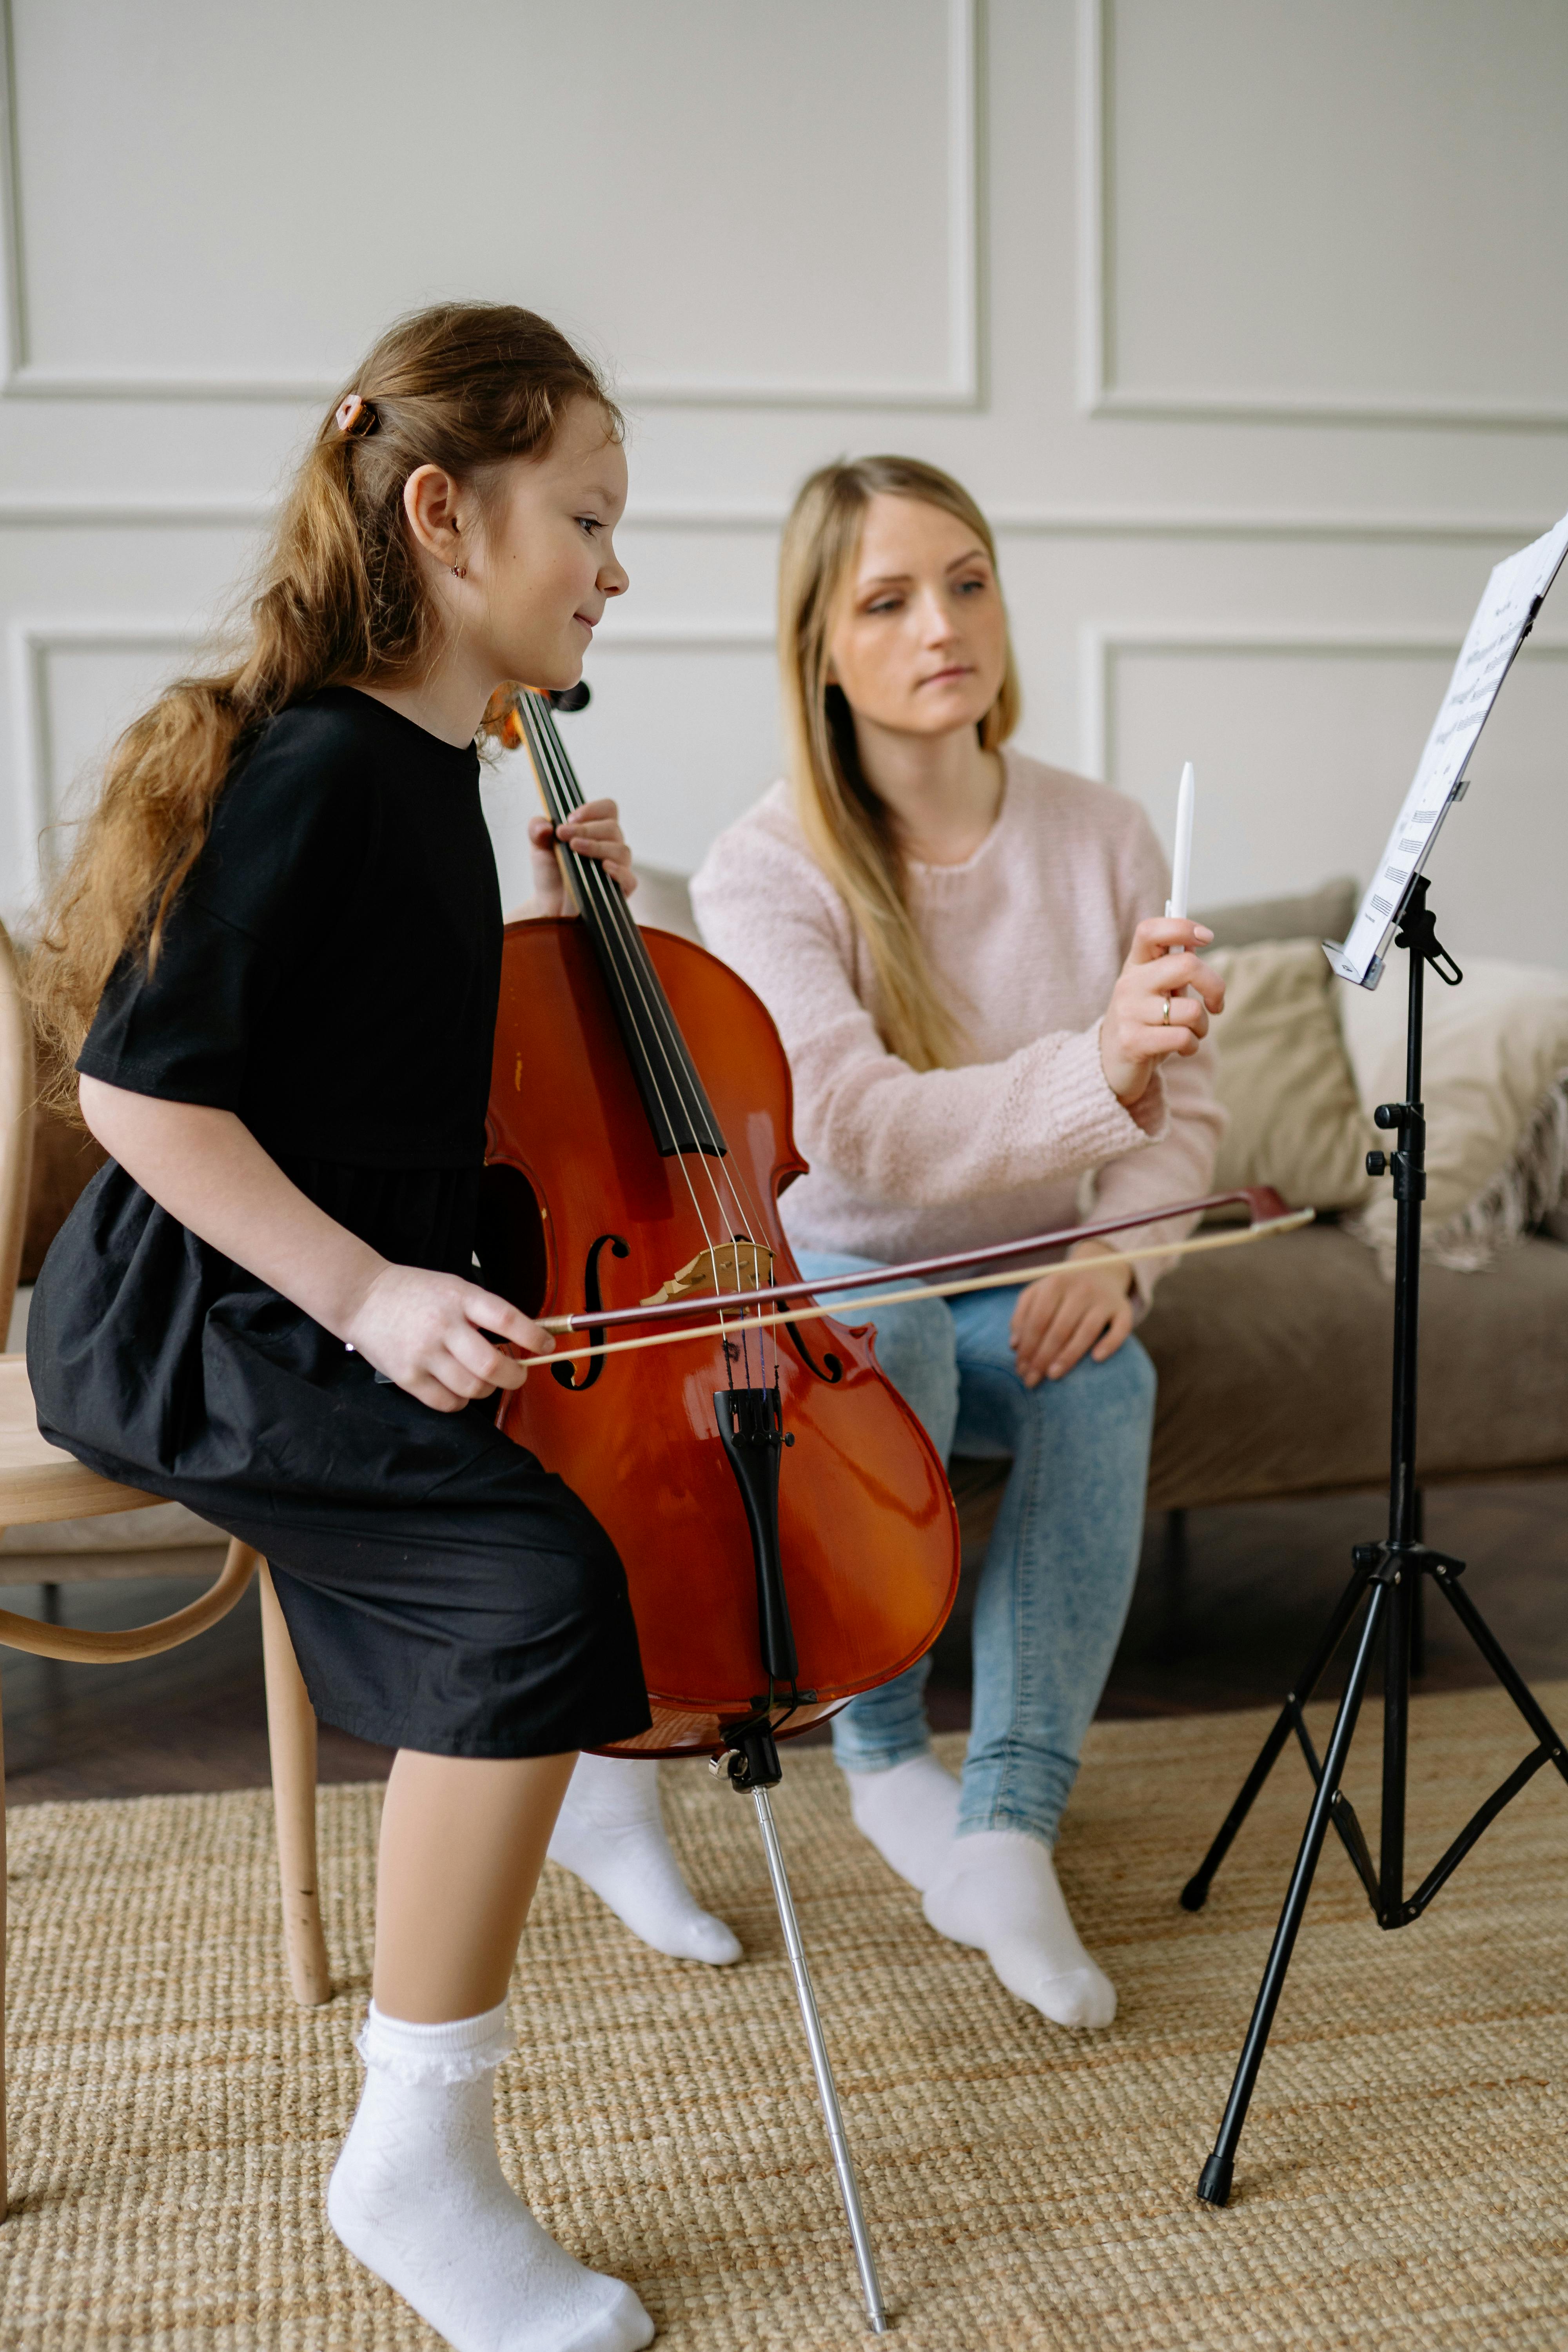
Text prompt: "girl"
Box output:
[[27, 305, 659, 2352], [689, 457, 1226, 2031]]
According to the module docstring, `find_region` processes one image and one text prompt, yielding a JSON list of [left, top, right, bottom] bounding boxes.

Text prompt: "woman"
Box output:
[[689, 457, 1225, 2030]]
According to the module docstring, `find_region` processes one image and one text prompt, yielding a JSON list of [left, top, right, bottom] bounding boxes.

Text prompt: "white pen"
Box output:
[[1166, 759, 1195, 924]]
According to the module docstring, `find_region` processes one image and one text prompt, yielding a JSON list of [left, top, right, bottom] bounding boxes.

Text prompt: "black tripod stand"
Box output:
[[1183, 875, 1568, 2207]]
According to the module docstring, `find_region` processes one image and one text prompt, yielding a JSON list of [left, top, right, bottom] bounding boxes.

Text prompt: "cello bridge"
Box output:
[[642, 1238, 774, 1307]]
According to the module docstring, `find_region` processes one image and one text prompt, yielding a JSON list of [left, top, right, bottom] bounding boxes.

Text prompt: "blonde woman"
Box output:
[[689, 458, 1225, 2030]]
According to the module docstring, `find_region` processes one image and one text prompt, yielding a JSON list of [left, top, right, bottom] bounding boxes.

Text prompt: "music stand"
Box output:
[[1182, 507, 1568, 2208]]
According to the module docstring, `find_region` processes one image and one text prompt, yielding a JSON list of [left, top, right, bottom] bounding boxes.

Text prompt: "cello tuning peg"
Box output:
[[548, 682, 591, 713]]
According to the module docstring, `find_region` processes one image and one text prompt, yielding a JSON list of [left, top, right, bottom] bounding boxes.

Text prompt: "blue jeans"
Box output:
[[795, 1251, 1155, 1848]]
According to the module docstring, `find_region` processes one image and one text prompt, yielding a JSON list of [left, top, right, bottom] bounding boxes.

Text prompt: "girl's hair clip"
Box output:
[[334, 392, 376, 438]]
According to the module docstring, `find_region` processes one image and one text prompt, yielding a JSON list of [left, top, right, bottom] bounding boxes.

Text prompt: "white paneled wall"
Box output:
[[3, 0, 1565, 969]]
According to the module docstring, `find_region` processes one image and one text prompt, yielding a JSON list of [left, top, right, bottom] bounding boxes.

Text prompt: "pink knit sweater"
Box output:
[[689, 750, 1225, 1306]]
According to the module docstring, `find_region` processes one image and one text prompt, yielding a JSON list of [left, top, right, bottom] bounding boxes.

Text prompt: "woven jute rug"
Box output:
[[4, 1682, 1568, 2350]]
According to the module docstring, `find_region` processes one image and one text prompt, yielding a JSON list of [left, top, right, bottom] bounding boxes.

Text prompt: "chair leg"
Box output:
[[1, 1679, 9, 2220], [258, 1563, 332, 2006]]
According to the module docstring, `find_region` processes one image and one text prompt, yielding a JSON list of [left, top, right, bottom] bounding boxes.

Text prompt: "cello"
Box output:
[[480, 686, 961, 1766]]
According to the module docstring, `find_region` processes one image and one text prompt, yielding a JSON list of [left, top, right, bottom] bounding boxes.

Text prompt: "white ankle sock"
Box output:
[[843, 1752, 961, 1893], [922, 1830, 1117, 2030], [546, 1754, 741, 1966], [328, 2001, 654, 2352]]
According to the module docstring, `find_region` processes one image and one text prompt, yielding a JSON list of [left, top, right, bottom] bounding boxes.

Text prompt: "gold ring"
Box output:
[[1161, 996, 1172, 1025]]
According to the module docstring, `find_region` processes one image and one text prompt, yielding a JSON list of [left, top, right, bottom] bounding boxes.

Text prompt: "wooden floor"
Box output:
[[4, 1477, 1565, 1805]]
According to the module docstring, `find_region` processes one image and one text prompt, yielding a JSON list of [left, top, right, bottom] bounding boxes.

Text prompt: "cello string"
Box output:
[[522, 699, 733, 1204], [523, 695, 776, 1388], [523, 699, 777, 1389], [519, 698, 719, 1202], [528, 700, 743, 1187], [530, 704, 726, 1151], [533, 711, 784, 1387], [516, 696, 759, 1376]]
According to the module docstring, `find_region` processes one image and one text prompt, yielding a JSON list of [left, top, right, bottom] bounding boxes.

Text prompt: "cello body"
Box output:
[[482, 915, 960, 1758]]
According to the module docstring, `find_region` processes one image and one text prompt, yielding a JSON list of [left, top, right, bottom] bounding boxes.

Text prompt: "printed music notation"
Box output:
[[1326, 506, 1568, 988]]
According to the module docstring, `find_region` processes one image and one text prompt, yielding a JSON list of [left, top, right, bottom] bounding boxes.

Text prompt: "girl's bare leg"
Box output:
[[330, 1747, 654, 2352], [374, 1749, 577, 2019]]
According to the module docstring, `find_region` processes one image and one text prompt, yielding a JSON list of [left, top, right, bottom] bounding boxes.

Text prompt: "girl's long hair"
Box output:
[[778, 455, 1020, 1073], [27, 301, 619, 1113]]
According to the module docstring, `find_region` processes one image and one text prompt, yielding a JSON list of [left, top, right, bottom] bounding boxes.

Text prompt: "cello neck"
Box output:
[[509, 688, 728, 1161]]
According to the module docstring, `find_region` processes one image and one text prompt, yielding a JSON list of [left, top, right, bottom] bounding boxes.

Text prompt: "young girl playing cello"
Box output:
[[27, 304, 657, 2352]]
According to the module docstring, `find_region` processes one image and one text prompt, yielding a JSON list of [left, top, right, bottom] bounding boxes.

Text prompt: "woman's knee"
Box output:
[[863, 1294, 958, 1450], [1029, 1329, 1155, 1438], [795, 1253, 958, 1449], [1100, 1330, 1156, 1413]]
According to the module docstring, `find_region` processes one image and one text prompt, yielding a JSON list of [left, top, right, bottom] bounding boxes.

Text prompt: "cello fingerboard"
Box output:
[[515, 690, 728, 1160]]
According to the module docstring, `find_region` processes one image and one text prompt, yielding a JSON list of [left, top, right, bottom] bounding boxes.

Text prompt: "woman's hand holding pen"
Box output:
[[510, 797, 638, 920], [1100, 917, 1225, 1106], [343, 1266, 555, 1414]]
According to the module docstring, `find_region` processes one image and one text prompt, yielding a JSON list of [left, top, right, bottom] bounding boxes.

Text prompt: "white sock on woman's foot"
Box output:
[[328, 2002, 654, 2352], [546, 1754, 741, 1965], [922, 1830, 1117, 2029], [843, 1752, 961, 1893]]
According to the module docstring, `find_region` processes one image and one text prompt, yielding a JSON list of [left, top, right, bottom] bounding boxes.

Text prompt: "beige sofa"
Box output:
[[9, 876, 1567, 1604], [633, 867, 1568, 1564]]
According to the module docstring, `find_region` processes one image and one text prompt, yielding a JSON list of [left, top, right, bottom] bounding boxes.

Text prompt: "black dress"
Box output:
[[27, 688, 650, 1759]]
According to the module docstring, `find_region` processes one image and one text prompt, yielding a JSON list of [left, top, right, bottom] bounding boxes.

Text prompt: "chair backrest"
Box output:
[[0, 921, 34, 1346]]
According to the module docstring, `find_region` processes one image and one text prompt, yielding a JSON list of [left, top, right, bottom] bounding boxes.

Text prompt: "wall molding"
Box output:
[[9, 619, 198, 897], [1079, 624, 1568, 785], [0, 0, 980, 411], [1077, 0, 1568, 435], [0, 492, 1556, 547], [5, 616, 773, 898]]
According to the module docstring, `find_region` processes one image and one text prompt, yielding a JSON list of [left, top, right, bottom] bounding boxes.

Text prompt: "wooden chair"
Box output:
[[0, 922, 331, 2220]]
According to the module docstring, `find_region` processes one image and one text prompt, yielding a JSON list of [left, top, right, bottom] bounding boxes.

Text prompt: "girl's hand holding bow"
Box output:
[[342, 1266, 556, 1415]]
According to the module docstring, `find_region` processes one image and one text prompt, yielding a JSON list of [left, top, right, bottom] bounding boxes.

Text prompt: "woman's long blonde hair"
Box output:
[[26, 301, 619, 1114], [779, 455, 1020, 1072]]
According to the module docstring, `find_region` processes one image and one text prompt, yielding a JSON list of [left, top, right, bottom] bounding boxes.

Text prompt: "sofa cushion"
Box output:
[[1209, 940, 1372, 1213], [1195, 876, 1358, 953], [1149, 1222, 1568, 1507], [950, 1225, 1568, 1555], [1340, 957, 1568, 1273]]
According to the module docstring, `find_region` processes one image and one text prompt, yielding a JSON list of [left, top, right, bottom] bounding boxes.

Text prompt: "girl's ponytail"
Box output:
[[26, 303, 618, 1112]]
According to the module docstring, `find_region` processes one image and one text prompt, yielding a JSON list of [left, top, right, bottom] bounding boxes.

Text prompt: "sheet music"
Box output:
[[1325, 505, 1568, 988]]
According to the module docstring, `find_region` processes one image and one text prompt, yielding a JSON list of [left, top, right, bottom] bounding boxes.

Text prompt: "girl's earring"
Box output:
[[451, 523, 467, 581]]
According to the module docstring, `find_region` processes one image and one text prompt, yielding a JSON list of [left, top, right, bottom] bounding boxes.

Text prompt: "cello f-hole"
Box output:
[[553, 1233, 631, 1393], [780, 1314, 844, 1385]]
